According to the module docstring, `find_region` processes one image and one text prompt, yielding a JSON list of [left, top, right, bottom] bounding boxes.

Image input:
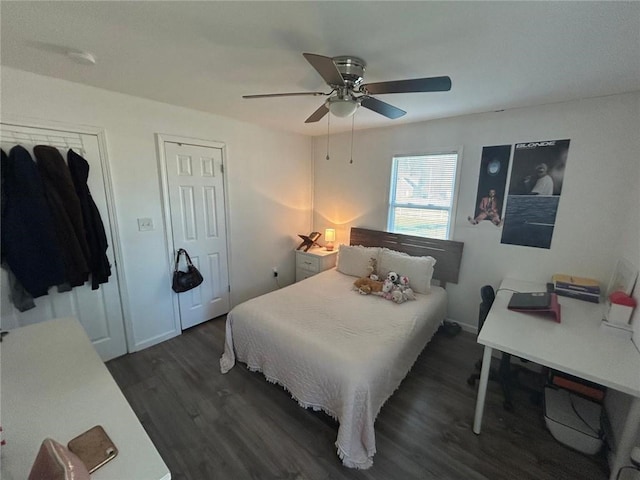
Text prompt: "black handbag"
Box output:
[[171, 248, 204, 293]]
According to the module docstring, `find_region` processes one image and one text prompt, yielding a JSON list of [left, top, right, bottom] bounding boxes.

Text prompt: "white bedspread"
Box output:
[[220, 268, 447, 469]]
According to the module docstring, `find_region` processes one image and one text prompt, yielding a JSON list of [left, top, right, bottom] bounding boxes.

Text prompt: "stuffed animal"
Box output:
[[390, 285, 417, 304], [356, 271, 417, 303], [402, 287, 416, 301], [391, 289, 406, 304], [367, 257, 379, 281], [381, 274, 417, 303], [353, 276, 384, 295], [381, 278, 394, 299], [387, 271, 400, 285]]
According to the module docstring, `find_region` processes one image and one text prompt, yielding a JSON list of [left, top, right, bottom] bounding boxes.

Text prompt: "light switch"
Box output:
[[137, 217, 154, 231]]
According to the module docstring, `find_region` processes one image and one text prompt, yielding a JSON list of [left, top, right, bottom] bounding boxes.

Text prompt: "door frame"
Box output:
[[0, 115, 134, 352], [155, 133, 232, 333]]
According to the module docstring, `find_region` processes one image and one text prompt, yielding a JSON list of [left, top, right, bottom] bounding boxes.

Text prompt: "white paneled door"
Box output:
[[164, 141, 230, 330], [0, 124, 127, 361]]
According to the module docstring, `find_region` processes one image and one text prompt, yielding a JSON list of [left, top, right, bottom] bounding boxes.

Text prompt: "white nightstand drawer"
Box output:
[[294, 248, 338, 282], [296, 268, 316, 282], [296, 254, 320, 272]]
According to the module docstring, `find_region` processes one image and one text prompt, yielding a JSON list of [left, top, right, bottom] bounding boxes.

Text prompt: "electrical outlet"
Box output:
[[137, 217, 154, 231], [272, 267, 278, 277]]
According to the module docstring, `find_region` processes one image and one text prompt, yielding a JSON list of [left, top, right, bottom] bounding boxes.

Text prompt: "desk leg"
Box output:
[[609, 396, 640, 480], [473, 345, 493, 434]]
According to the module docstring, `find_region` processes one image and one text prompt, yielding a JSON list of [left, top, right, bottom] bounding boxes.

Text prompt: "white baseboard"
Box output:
[[133, 329, 180, 352], [446, 317, 477, 334]]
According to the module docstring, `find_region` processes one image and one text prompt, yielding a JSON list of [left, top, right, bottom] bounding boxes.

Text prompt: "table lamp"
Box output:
[[324, 228, 336, 251]]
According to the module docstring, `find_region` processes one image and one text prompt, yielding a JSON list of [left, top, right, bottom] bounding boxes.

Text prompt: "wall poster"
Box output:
[[500, 139, 570, 249], [468, 144, 512, 227]]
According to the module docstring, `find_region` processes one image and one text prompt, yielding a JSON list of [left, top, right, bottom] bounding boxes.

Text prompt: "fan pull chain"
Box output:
[[325, 113, 330, 161], [349, 114, 355, 164]]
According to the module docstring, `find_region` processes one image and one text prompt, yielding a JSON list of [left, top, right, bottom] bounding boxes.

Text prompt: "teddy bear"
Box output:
[[367, 257, 379, 281], [397, 275, 416, 302], [390, 285, 416, 304], [353, 276, 384, 295], [381, 278, 395, 300], [379, 274, 416, 303], [402, 287, 416, 301], [387, 271, 400, 285], [390, 289, 402, 304]]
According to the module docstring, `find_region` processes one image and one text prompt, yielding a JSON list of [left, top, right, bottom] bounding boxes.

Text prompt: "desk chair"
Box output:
[[467, 285, 541, 411]]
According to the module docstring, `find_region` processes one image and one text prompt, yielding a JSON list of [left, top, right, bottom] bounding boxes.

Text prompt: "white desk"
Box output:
[[473, 279, 640, 480], [1, 317, 171, 480]]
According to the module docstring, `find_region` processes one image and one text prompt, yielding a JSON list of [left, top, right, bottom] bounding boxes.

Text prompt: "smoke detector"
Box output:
[[67, 51, 96, 65]]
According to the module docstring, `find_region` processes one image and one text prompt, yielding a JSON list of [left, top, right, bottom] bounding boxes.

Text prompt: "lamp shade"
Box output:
[[328, 98, 358, 118], [324, 228, 336, 242], [324, 228, 336, 251]]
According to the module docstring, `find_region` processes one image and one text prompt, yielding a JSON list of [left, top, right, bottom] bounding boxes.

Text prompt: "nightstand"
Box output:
[[295, 247, 338, 282]]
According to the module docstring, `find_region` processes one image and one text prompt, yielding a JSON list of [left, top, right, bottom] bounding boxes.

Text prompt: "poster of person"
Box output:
[[467, 145, 511, 227], [500, 139, 570, 249]]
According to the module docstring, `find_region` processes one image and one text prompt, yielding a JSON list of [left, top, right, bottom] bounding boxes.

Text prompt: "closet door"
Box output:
[[164, 141, 230, 330], [0, 124, 127, 361]]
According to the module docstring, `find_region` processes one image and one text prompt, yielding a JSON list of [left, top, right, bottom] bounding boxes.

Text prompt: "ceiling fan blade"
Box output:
[[303, 53, 345, 87], [360, 96, 406, 119], [304, 103, 329, 123], [243, 92, 325, 99], [361, 76, 452, 95]]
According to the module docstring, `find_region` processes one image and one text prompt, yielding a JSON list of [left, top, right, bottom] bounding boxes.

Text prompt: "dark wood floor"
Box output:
[[107, 317, 609, 480]]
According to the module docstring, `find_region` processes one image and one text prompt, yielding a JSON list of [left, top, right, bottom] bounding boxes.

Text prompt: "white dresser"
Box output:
[[295, 247, 338, 282], [0, 317, 171, 480]]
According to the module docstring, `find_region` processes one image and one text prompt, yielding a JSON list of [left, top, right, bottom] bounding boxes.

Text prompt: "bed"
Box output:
[[220, 228, 464, 469]]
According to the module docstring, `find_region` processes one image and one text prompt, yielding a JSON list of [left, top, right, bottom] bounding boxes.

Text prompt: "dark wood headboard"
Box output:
[[350, 227, 464, 286]]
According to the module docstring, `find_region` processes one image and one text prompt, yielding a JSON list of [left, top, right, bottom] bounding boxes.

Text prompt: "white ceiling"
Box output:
[[2, 1, 639, 136]]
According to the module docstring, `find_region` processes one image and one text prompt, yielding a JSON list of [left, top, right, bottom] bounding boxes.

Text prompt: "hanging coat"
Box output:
[[1, 149, 7, 217], [1, 148, 36, 311], [67, 149, 112, 289], [1, 145, 66, 297], [34, 145, 90, 287]]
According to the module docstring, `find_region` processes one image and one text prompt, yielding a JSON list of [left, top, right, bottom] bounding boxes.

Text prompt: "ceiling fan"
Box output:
[[243, 53, 452, 124]]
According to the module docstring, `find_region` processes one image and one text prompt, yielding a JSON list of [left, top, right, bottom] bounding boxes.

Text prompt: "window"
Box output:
[[387, 151, 460, 240]]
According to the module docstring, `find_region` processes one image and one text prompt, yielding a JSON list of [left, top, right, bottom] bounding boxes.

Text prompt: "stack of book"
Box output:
[[551, 274, 600, 303]]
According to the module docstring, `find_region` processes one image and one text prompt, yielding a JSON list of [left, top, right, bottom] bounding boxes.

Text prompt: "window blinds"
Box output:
[[388, 153, 458, 240]]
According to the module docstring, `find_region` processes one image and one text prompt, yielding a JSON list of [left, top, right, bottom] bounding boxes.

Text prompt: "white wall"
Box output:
[[1, 67, 312, 351], [313, 92, 640, 332], [313, 91, 640, 458], [604, 92, 640, 456]]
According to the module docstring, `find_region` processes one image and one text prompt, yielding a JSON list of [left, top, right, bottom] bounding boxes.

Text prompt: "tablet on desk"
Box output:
[[508, 292, 561, 322], [508, 292, 551, 310]]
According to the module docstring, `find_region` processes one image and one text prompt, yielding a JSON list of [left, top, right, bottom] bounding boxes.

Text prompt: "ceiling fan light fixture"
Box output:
[[245, 53, 452, 124], [327, 97, 359, 118]]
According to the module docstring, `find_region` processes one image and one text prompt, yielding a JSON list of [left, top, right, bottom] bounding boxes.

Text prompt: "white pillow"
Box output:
[[377, 248, 437, 294], [336, 245, 381, 278]]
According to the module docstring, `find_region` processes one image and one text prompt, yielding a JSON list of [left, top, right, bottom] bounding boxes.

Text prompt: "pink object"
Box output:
[[508, 293, 561, 323], [609, 291, 637, 307], [28, 438, 90, 480]]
